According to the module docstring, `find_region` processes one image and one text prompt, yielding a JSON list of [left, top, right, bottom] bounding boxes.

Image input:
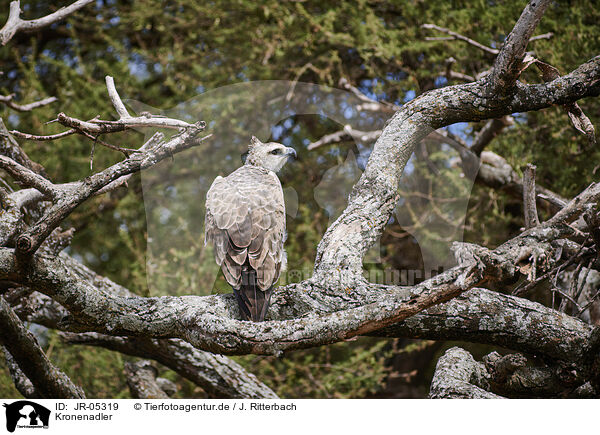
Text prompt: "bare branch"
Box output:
[[123, 360, 169, 399], [470, 116, 513, 156], [14, 127, 208, 257], [528, 32, 554, 42], [338, 78, 398, 113], [477, 151, 567, 211], [423, 23, 552, 55], [5, 280, 279, 399], [0, 296, 84, 398], [0, 0, 94, 45], [422, 23, 499, 55], [9, 129, 76, 141], [0, 155, 58, 198], [63, 333, 279, 399], [105, 76, 130, 119], [523, 163, 540, 228], [442, 58, 475, 82], [0, 94, 57, 112], [1, 182, 597, 356], [307, 126, 381, 150], [0, 119, 48, 176], [2, 347, 39, 398], [313, 55, 600, 280], [488, 0, 552, 94]]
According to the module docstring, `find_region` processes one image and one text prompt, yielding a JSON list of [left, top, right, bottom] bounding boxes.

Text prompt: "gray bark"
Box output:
[[0, 296, 85, 398], [123, 360, 170, 399], [429, 347, 502, 399]]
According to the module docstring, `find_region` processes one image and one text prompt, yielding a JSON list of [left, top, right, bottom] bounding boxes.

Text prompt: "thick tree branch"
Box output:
[[6, 283, 279, 398], [313, 54, 600, 282], [477, 151, 567, 210], [0, 296, 84, 398], [63, 333, 279, 399], [2, 347, 39, 398], [0, 182, 596, 357], [373, 288, 592, 363], [0, 155, 57, 198], [429, 347, 502, 398], [123, 360, 170, 399]]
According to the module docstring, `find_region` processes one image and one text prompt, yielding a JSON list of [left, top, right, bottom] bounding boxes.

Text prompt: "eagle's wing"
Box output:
[[205, 166, 285, 291]]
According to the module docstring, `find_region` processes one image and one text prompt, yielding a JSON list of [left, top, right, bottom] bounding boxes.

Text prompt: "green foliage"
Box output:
[[0, 0, 598, 398]]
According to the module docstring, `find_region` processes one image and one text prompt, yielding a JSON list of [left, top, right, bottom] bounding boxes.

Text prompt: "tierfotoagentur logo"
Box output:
[[3, 401, 50, 433]]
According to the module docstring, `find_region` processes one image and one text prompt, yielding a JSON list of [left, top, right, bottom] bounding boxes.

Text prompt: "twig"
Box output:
[[0, 0, 94, 45], [9, 129, 76, 141], [528, 32, 554, 42], [422, 23, 499, 55], [308, 126, 381, 150], [338, 78, 398, 113], [0, 94, 57, 112]]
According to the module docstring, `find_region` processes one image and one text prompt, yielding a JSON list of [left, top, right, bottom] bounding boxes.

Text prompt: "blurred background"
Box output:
[[0, 0, 598, 398]]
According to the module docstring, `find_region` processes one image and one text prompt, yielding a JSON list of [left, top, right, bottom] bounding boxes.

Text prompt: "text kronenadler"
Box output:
[[55, 413, 113, 421]]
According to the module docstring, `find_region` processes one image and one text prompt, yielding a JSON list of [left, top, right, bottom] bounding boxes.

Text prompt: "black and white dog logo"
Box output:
[[3, 401, 50, 432]]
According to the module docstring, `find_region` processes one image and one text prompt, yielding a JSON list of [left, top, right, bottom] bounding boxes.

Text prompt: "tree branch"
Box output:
[[13, 126, 208, 257], [5, 285, 279, 398], [2, 347, 39, 398], [523, 163, 540, 228], [0, 296, 84, 398], [123, 360, 170, 399], [63, 333, 279, 399], [313, 54, 600, 282], [0, 0, 94, 46], [488, 0, 552, 94], [422, 24, 499, 55], [0, 95, 57, 112], [0, 182, 597, 357], [429, 347, 502, 398]]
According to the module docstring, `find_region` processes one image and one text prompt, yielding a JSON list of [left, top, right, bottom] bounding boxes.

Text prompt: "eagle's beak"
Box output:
[[285, 148, 297, 159]]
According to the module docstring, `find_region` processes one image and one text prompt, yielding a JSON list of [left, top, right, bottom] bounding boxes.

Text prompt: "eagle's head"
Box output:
[[246, 136, 296, 172]]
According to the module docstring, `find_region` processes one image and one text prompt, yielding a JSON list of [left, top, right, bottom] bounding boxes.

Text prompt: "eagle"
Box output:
[[205, 136, 296, 321]]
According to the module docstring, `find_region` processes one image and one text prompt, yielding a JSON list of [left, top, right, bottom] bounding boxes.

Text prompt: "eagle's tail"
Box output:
[[235, 265, 273, 322]]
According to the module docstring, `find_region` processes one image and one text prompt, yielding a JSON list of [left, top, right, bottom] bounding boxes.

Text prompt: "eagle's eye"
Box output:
[[270, 149, 282, 155]]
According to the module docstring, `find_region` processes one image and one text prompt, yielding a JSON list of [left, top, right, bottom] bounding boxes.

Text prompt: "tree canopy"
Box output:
[[0, 0, 599, 399]]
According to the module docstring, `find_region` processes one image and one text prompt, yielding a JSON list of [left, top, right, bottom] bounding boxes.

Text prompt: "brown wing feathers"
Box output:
[[205, 166, 285, 321]]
